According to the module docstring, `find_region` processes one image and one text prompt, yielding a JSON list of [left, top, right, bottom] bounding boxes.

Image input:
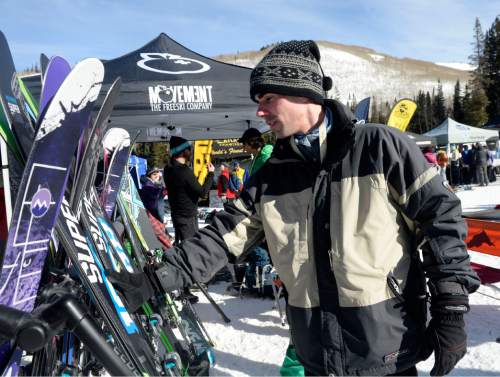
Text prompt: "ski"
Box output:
[[16, 75, 39, 120], [40, 53, 49, 81], [0, 31, 33, 226], [100, 128, 131, 216], [69, 78, 122, 208], [0, 57, 104, 374], [39, 56, 72, 113], [0, 31, 35, 161]]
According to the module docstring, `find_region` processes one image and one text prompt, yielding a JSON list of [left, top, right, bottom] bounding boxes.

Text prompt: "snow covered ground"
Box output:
[[194, 180, 500, 376]]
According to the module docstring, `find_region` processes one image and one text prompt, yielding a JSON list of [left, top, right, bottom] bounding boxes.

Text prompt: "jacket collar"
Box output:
[[272, 99, 356, 165]]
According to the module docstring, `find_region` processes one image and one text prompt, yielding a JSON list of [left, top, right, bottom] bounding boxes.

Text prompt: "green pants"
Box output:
[[280, 344, 305, 376]]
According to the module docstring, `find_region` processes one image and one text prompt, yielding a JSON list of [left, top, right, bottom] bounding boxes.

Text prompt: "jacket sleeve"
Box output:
[[253, 145, 273, 174], [380, 127, 480, 296], [185, 171, 214, 200], [155, 179, 265, 292]]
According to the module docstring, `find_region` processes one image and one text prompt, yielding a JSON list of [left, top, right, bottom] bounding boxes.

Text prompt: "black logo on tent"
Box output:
[[137, 53, 211, 74]]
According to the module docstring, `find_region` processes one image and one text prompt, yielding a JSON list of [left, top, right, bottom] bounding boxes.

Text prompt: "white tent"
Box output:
[[424, 117, 498, 145]]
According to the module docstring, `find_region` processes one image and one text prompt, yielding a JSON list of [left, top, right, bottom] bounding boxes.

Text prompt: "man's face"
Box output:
[[256, 93, 311, 139], [183, 147, 192, 160], [243, 141, 258, 154]]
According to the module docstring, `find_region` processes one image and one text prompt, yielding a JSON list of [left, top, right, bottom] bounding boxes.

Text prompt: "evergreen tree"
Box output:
[[452, 80, 464, 122], [463, 84, 489, 127], [462, 83, 471, 121], [432, 80, 447, 126], [424, 92, 432, 132], [149, 142, 169, 168], [482, 17, 500, 120], [469, 17, 486, 87], [410, 91, 427, 134], [379, 101, 391, 124]]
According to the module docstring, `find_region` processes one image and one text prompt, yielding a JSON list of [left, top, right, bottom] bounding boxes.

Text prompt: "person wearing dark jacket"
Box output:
[[139, 167, 164, 222], [156, 41, 479, 376], [164, 136, 215, 244], [474, 143, 489, 186]]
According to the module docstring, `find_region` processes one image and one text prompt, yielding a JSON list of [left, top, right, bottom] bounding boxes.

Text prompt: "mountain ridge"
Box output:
[[214, 40, 472, 105]]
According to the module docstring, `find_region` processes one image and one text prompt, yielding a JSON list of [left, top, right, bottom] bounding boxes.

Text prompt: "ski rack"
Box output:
[[0, 281, 134, 376]]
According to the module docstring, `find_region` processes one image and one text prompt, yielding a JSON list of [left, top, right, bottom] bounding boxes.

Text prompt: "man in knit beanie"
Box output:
[[163, 135, 215, 303], [156, 40, 479, 376]]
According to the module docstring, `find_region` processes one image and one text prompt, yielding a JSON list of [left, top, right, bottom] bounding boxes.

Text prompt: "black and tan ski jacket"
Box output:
[[157, 100, 480, 376]]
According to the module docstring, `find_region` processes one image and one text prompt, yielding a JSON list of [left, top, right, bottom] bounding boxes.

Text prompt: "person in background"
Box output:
[[474, 143, 489, 186], [239, 128, 274, 183], [231, 161, 246, 189], [436, 149, 449, 183], [468, 144, 478, 184], [487, 146, 496, 182], [422, 146, 437, 165], [164, 136, 215, 302], [449, 147, 462, 186], [156, 40, 479, 376], [139, 167, 164, 222], [164, 136, 215, 243], [229, 162, 243, 197], [460, 145, 471, 185], [217, 163, 236, 204]]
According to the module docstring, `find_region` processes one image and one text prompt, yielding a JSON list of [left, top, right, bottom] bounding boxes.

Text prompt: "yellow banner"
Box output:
[[193, 140, 213, 185], [387, 99, 417, 132]]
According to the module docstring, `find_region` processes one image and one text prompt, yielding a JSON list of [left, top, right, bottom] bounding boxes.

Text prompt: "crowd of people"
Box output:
[[422, 143, 498, 188]]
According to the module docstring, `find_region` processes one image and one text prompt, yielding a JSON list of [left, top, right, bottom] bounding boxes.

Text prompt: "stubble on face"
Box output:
[[257, 94, 319, 139]]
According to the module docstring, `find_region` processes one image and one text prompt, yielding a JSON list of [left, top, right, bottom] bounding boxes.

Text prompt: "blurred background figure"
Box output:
[[217, 163, 235, 204], [422, 146, 437, 165], [139, 167, 164, 222]]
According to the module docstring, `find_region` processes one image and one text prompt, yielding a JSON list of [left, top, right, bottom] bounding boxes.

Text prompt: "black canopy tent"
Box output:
[[23, 33, 265, 141]]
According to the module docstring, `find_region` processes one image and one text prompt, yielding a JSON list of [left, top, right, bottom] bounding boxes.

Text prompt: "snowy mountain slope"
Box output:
[[214, 40, 471, 105]]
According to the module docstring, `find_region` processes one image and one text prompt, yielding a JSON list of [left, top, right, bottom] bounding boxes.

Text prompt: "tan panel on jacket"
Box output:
[[222, 198, 265, 259], [260, 189, 320, 309], [329, 173, 413, 308]]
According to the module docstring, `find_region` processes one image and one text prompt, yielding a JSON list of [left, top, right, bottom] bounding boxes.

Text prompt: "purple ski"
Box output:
[[39, 56, 72, 113], [0, 58, 104, 311]]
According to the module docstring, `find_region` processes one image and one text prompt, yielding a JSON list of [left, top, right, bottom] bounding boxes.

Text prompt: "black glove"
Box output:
[[154, 249, 193, 293], [420, 294, 469, 376], [107, 270, 154, 312]]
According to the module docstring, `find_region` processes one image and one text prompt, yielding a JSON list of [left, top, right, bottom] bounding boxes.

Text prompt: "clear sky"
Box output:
[[1, 0, 498, 71]]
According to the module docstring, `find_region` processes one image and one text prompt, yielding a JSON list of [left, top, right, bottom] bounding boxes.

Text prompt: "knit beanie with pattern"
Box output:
[[250, 40, 332, 104]]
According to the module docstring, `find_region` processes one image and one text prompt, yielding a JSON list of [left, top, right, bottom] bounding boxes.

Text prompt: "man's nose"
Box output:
[[256, 104, 266, 117]]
